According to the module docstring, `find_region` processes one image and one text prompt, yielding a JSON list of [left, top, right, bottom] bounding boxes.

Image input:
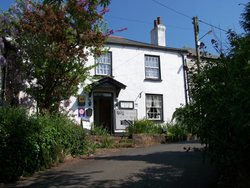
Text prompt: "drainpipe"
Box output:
[[181, 54, 188, 105]]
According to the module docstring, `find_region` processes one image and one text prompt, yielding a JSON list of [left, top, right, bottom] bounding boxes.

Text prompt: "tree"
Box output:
[[175, 3, 250, 187], [0, 0, 111, 113], [241, 2, 250, 35]]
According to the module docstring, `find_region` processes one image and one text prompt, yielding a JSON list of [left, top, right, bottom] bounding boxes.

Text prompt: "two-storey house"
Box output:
[[67, 17, 189, 133]]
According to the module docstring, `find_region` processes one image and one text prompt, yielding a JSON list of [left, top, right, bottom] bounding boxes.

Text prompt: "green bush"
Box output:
[[166, 123, 188, 142], [172, 105, 199, 135], [90, 124, 110, 136], [0, 107, 85, 183], [127, 119, 163, 137], [183, 15, 250, 186], [97, 136, 114, 148], [89, 124, 114, 149], [0, 107, 39, 182], [82, 137, 97, 155], [34, 114, 85, 169]]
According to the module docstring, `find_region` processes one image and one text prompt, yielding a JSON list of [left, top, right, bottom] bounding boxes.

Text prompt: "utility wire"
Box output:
[[199, 20, 228, 33], [151, 0, 192, 19], [151, 0, 228, 33]]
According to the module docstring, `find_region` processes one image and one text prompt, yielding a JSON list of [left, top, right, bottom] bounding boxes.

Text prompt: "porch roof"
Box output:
[[91, 77, 126, 97]]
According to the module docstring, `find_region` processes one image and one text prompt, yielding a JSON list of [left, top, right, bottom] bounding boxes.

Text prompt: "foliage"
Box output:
[[90, 124, 110, 136], [241, 2, 250, 34], [0, 107, 37, 182], [172, 105, 199, 135], [0, 106, 85, 183], [183, 5, 250, 187], [127, 119, 164, 137], [165, 123, 188, 142], [97, 136, 114, 148], [89, 124, 114, 149], [0, 0, 111, 113]]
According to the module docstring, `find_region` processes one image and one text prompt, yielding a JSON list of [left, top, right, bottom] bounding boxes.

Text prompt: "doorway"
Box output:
[[93, 92, 113, 132]]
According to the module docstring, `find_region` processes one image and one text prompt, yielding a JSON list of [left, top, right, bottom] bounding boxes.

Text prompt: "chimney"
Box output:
[[150, 17, 166, 46]]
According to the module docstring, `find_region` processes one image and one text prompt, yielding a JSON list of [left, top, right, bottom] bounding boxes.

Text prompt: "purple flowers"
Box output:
[[10, 0, 35, 17], [26, 3, 34, 12], [0, 38, 6, 66], [0, 55, 6, 66], [77, 0, 86, 6], [99, 7, 110, 16], [106, 27, 128, 36], [0, 38, 4, 50], [10, 3, 23, 16]]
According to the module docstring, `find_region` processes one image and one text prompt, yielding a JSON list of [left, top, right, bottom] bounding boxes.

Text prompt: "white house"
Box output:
[[67, 17, 189, 133]]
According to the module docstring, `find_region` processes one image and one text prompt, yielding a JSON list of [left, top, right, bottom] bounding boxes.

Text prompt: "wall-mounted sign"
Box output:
[[119, 101, 134, 109], [115, 109, 137, 130], [86, 108, 93, 117], [78, 95, 86, 106], [78, 108, 85, 118]]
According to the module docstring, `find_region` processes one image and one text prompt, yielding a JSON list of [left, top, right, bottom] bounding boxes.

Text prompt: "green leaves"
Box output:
[[1, 0, 110, 113], [127, 119, 164, 137], [0, 107, 85, 182], [182, 26, 250, 186]]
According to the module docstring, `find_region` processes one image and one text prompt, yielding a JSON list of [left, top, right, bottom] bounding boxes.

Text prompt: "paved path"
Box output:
[[4, 141, 218, 188]]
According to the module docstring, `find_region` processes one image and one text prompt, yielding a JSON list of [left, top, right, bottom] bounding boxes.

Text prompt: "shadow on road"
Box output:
[[91, 149, 217, 188], [5, 143, 218, 188]]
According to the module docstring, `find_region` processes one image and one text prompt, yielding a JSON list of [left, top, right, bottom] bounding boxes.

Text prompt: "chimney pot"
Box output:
[[154, 20, 157, 27], [157, 17, 161, 25]]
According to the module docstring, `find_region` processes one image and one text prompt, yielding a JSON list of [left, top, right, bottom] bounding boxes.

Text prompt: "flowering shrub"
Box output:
[[0, 0, 111, 113]]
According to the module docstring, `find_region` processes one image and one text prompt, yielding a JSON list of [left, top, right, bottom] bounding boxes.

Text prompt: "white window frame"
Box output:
[[95, 52, 112, 76], [145, 55, 161, 80], [146, 94, 163, 121]]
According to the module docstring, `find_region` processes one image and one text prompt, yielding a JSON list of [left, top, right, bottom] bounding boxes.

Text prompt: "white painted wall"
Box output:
[[108, 45, 186, 122], [68, 43, 187, 128]]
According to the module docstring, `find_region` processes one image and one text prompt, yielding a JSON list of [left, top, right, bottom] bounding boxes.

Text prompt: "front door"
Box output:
[[93, 92, 113, 132]]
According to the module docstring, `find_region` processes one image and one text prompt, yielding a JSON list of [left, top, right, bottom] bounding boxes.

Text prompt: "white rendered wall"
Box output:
[[109, 45, 186, 122], [68, 44, 186, 127]]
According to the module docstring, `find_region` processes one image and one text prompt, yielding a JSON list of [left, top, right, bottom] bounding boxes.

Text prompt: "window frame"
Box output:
[[145, 94, 164, 121], [144, 55, 161, 81], [95, 51, 112, 76]]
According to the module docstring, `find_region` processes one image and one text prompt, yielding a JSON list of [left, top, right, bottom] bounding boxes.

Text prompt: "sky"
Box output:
[[0, 0, 249, 54]]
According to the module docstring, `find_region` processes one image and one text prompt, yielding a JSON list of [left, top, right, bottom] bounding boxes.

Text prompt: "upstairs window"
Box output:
[[145, 55, 161, 80], [95, 52, 112, 76], [146, 94, 163, 121]]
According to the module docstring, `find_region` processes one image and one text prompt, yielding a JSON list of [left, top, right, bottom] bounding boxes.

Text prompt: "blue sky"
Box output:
[[1, 0, 249, 54]]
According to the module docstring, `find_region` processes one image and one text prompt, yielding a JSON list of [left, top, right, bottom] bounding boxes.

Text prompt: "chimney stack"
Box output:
[[150, 17, 166, 46]]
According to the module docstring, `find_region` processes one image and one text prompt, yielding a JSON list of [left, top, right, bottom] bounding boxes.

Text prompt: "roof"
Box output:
[[92, 77, 126, 89], [106, 36, 188, 54], [91, 77, 126, 97], [183, 47, 219, 59]]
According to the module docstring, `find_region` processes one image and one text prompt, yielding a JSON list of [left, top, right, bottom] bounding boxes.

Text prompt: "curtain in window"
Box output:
[[96, 53, 111, 75], [145, 56, 160, 79], [146, 95, 162, 120]]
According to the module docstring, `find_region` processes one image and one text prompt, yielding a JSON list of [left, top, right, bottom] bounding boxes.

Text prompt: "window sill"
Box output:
[[94, 75, 113, 79], [147, 119, 164, 123], [144, 78, 162, 82]]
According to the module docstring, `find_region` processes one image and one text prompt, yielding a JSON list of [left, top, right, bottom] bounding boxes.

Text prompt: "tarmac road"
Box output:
[[4, 141, 218, 188]]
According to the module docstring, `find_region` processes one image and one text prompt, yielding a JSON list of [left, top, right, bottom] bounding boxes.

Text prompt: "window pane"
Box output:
[[146, 68, 159, 79], [145, 55, 160, 79], [146, 94, 163, 121], [96, 52, 112, 75]]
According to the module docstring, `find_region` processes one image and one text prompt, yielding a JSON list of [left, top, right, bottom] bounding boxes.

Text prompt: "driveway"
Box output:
[[3, 141, 218, 188]]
